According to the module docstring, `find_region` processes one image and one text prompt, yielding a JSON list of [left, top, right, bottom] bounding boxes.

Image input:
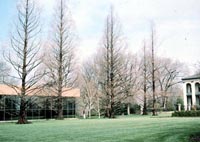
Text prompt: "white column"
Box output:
[[127, 103, 130, 115], [183, 83, 187, 110], [178, 103, 181, 111], [192, 82, 196, 106], [188, 105, 191, 111], [140, 105, 143, 115]]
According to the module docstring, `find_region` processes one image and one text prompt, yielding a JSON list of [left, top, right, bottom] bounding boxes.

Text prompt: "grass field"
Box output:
[[0, 115, 200, 142]]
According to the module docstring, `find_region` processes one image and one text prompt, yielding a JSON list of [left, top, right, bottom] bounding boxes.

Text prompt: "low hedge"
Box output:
[[172, 111, 200, 117]]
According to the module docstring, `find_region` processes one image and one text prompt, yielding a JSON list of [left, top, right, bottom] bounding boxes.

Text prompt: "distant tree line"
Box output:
[[78, 8, 187, 118]]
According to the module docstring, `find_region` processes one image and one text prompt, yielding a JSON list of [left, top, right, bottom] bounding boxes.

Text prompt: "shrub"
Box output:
[[192, 105, 197, 111], [196, 105, 200, 110], [172, 111, 200, 117], [176, 97, 184, 110]]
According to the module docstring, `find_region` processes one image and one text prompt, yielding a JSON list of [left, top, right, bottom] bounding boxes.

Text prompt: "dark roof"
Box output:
[[182, 74, 200, 81]]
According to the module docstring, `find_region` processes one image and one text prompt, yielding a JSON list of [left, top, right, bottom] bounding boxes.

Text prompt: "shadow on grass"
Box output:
[[189, 133, 200, 142]]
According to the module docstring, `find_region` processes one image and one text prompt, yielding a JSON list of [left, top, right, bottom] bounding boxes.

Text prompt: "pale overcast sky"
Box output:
[[0, 0, 200, 74]]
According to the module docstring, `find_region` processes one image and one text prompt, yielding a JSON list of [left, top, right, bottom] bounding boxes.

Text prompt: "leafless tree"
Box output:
[[97, 7, 127, 118], [4, 0, 42, 124], [150, 25, 156, 116], [120, 53, 142, 115], [45, 0, 76, 119], [142, 41, 148, 115], [156, 58, 183, 109], [79, 62, 101, 118]]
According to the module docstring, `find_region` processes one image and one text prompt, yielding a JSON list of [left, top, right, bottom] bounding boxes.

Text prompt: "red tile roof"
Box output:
[[0, 84, 80, 98]]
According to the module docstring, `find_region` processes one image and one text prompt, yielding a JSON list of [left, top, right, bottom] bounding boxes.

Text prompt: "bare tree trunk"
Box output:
[[18, 98, 27, 124], [57, 96, 63, 119], [143, 41, 148, 115], [127, 103, 130, 115], [97, 98, 101, 118], [163, 96, 167, 109], [88, 103, 91, 119], [151, 26, 156, 116], [163, 92, 167, 110]]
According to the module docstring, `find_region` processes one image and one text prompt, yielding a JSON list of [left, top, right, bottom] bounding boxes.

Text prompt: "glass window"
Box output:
[[198, 85, 200, 92], [187, 84, 192, 93], [195, 83, 200, 93]]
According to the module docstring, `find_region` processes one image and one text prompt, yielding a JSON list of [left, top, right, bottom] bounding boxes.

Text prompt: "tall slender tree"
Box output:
[[151, 25, 156, 116], [98, 7, 126, 118], [5, 0, 42, 124], [142, 41, 148, 115], [46, 0, 76, 119]]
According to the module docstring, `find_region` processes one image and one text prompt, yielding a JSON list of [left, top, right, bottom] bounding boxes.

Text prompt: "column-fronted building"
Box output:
[[182, 74, 200, 110]]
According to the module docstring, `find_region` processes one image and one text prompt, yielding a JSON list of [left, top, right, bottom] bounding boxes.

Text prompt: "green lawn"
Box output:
[[0, 115, 200, 142]]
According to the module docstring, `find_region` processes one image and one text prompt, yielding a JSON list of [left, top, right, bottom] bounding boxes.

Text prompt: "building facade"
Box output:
[[182, 74, 200, 110], [0, 85, 80, 121]]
